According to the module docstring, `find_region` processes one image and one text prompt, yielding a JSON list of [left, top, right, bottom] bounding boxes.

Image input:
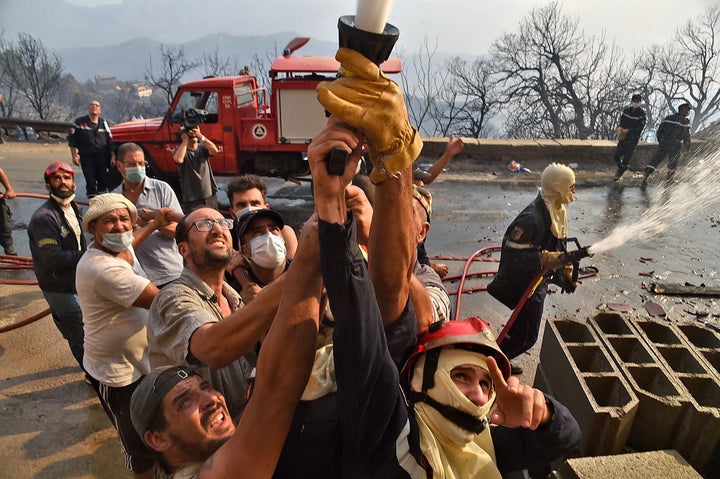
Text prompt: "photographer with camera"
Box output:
[[173, 122, 219, 213]]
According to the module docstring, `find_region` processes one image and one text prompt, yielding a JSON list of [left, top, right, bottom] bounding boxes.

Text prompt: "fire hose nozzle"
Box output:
[[563, 246, 593, 264]]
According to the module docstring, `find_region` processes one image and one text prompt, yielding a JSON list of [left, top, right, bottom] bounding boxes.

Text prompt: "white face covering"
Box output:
[[101, 231, 134, 252], [50, 193, 76, 206], [249, 232, 286, 269], [410, 349, 502, 479], [540, 163, 575, 238], [632, 101, 642, 108]]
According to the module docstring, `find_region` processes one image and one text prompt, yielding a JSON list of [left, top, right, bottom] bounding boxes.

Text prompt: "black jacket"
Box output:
[[488, 194, 565, 309], [27, 199, 86, 293], [656, 113, 691, 146], [67, 115, 114, 157], [618, 106, 647, 142]]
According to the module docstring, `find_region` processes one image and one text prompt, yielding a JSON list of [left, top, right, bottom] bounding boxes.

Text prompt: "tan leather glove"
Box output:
[[540, 250, 567, 270], [317, 48, 423, 184]]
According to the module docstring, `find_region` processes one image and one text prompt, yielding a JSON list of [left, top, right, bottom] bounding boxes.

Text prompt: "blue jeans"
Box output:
[[41, 291, 85, 370]]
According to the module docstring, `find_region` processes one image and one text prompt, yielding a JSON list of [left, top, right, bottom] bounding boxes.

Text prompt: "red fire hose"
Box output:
[[438, 248, 598, 345], [452, 246, 501, 322], [5, 192, 89, 206], [0, 192, 85, 332], [0, 307, 51, 334]]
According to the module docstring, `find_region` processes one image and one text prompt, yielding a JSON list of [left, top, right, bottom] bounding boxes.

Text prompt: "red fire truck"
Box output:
[[110, 38, 401, 184]]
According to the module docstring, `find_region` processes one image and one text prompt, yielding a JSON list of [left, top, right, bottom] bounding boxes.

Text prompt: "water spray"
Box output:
[[588, 143, 720, 256]]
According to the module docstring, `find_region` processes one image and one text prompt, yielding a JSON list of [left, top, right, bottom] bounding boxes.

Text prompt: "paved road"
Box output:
[[1, 141, 718, 477]]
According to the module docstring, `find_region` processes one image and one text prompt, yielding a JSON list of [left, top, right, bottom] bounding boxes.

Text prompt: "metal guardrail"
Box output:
[[0, 117, 74, 134]]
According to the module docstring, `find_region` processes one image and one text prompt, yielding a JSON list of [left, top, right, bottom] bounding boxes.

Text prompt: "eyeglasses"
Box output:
[[192, 218, 234, 232], [89, 103, 100, 108]]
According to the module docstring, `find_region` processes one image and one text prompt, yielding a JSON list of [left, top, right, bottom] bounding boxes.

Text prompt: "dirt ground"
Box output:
[[1, 138, 718, 478]]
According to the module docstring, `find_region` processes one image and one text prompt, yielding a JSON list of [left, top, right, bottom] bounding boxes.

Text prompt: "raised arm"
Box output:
[[188, 274, 286, 368], [172, 132, 190, 165], [202, 214, 322, 478], [424, 135, 464, 185]]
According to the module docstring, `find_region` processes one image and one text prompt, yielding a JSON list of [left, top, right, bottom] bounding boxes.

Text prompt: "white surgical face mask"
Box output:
[[249, 232, 286, 269], [632, 101, 641, 108], [124, 166, 146, 184], [101, 231, 134, 252]]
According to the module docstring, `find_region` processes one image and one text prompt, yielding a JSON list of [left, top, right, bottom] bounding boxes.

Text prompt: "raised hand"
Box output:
[[487, 356, 551, 430]]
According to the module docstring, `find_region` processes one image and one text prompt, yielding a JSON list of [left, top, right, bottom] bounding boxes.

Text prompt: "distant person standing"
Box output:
[[642, 102, 693, 186], [613, 94, 647, 182], [172, 125, 219, 213], [68, 100, 115, 198], [0, 166, 17, 255]]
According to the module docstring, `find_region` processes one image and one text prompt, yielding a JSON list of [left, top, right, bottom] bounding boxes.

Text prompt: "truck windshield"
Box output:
[[235, 84, 254, 107], [172, 91, 219, 124]]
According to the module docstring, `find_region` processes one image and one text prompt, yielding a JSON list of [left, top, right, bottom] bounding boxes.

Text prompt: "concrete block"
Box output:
[[629, 318, 720, 477], [622, 365, 684, 451], [551, 450, 702, 479], [675, 323, 720, 381], [592, 313, 634, 336], [605, 336, 655, 365], [589, 314, 685, 451], [539, 319, 638, 456], [672, 376, 720, 478]]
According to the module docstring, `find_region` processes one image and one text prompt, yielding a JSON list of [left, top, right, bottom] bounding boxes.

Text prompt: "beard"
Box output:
[[167, 430, 228, 464], [50, 183, 75, 199], [188, 238, 232, 270]]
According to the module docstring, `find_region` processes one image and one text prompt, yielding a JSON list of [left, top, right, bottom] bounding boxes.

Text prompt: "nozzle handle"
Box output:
[[562, 246, 593, 264]]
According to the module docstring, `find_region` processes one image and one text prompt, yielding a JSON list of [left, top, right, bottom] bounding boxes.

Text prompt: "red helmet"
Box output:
[[402, 317, 511, 383]]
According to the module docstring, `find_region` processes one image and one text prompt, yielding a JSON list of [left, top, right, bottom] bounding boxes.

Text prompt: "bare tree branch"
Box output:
[[145, 44, 199, 108], [0, 32, 64, 119]]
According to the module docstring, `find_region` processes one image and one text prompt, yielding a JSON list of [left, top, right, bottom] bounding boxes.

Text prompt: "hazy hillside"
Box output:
[[59, 33, 337, 82], [1, 0, 339, 82], [1, 0, 334, 49]]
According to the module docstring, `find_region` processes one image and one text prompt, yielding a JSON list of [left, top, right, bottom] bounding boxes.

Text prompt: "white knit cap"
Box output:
[[82, 193, 138, 232]]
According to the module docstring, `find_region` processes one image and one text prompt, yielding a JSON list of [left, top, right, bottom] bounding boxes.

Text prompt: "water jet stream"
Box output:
[[588, 144, 720, 256]]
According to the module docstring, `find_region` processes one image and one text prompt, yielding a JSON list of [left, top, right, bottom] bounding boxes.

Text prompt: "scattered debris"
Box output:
[[644, 301, 666, 317], [507, 160, 531, 173], [650, 283, 720, 297], [606, 303, 633, 313], [696, 319, 720, 333], [640, 256, 654, 263], [639, 271, 654, 277]]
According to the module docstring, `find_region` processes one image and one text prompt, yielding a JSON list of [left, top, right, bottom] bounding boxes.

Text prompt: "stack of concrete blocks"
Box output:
[[589, 313, 686, 453], [535, 318, 639, 456], [538, 313, 720, 477], [631, 318, 720, 477]]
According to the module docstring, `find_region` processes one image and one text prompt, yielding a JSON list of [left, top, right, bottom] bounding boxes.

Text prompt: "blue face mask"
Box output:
[[101, 231, 134, 252], [125, 166, 146, 184]]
